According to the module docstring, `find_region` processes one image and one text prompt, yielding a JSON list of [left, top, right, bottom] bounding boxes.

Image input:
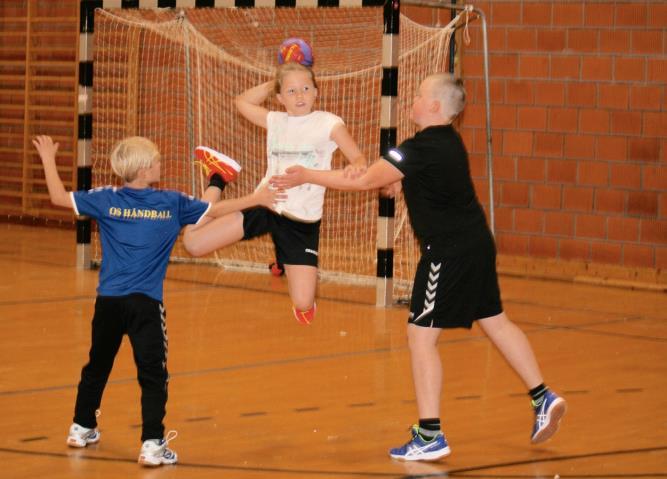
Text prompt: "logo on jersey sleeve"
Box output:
[[387, 148, 403, 162]]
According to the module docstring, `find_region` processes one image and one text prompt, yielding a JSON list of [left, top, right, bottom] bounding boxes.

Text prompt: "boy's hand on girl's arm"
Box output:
[[270, 165, 308, 190]]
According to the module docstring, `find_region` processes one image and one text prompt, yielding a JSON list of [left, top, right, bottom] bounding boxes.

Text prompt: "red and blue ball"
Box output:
[[277, 37, 314, 67]]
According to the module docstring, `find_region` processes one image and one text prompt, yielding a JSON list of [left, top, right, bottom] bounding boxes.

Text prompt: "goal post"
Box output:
[[79, 0, 489, 307]]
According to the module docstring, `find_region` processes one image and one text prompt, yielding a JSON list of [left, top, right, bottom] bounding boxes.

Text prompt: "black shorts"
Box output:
[[242, 207, 320, 267], [408, 239, 503, 329]]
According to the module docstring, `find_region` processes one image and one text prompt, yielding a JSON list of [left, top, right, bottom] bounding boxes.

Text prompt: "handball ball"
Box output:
[[278, 37, 314, 67]]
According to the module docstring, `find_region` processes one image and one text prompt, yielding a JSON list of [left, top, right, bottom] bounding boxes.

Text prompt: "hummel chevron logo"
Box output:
[[414, 262, 443, 323], [414, 301, 434, 322]]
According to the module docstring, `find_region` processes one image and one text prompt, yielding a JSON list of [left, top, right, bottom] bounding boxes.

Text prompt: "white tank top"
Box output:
[[262, 110, 343, 222]]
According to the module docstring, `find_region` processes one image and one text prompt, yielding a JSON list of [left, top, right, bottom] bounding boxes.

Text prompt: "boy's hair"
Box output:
[[427, 73, 466, 121], [274, 63, 318, 94], [109, 136, 160, 183]]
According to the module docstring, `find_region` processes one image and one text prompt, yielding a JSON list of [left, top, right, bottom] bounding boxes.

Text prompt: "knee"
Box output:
[[136, 362, 169, 387], [289, 286, 316, 314], [406, 326, 420, 350], [292, 296, 314, 311], [478, 312, 509, 334], [406, 324, 439, 351], [182, 232, 204, 257]]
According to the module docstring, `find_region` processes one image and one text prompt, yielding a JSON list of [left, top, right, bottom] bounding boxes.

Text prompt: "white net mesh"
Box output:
[[92, 7, 456, 301]]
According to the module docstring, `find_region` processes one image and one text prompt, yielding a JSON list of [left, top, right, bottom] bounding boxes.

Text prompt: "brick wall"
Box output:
[[406, 1, 666, 279]]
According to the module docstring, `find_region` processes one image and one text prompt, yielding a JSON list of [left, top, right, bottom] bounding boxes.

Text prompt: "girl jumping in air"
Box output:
[[183, 62, 366, 325]]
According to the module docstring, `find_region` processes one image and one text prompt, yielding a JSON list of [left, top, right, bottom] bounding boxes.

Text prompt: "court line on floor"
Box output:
[[0, 313, 661, 398], [1, 252, 663, 322], [0, 444, 665, 478], [0, 270, 659, 326]]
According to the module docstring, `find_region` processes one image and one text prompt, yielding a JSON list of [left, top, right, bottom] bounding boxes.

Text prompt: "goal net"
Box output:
[[92, 7, 456, 301]]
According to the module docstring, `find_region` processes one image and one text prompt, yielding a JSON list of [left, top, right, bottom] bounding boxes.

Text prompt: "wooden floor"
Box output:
[[0, 223, 665, 479]]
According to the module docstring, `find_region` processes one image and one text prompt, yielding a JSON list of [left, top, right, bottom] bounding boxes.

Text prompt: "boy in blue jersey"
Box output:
[[33, 135, 281, 466]]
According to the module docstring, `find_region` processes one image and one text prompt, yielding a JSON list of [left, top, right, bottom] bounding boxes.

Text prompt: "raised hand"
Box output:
[[32, 135, 59, 165]]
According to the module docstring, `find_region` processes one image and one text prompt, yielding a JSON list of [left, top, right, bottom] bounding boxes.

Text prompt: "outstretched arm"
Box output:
[[235, 81, 273, 129], [32, 135, 73, 209], [272, 158, 403, 192], [330, 123, 367, 178]]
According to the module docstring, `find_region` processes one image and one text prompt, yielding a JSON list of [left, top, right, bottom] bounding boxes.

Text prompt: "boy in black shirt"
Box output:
[[271, 73, 566, 461]]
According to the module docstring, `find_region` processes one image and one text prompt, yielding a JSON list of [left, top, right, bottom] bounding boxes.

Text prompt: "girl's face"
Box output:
[[276, 70, 317, 116]]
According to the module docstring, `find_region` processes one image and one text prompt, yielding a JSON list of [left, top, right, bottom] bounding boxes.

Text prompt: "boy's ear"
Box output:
[[276, 93, 285, 106], [135, 166, 148, 181]]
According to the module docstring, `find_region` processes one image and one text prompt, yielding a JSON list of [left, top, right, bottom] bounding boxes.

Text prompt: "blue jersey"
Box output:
[[72, 186, 210, 301]]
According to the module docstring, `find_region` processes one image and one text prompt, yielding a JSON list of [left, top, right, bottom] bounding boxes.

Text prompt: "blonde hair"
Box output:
[[426, 73, 466, 121], [109, 136, 160, 183], [274, 63, 318, 94]]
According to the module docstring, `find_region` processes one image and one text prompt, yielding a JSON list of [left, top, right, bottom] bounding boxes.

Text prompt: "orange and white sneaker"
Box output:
[[194, 146, 241, 183], [293, 303, 316, 325]]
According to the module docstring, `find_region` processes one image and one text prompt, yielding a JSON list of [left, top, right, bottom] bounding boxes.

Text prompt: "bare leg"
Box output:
[[182, 211, 244, 257], [477, 312, 543, 389], [407, 324, 443, 418], [200, 185, 223, 203], [284, 264, 318, 311]]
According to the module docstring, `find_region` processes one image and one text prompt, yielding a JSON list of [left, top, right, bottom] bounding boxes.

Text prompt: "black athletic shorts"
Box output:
[[408, 237, 503, 329], [242, 207, 320, 267]]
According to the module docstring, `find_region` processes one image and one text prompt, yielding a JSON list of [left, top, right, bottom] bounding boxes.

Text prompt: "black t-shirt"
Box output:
[[384, 124, 492, 256]]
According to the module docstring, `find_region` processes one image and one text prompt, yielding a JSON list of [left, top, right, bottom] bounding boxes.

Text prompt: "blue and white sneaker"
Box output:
[[138, 430, 178, 466], [67, 422, 100, 448], [531, 391, 567, 443], [389, 425, 451, 461]]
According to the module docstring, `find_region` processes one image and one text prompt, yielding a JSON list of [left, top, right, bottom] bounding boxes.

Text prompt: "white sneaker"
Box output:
[[67, 423, 100, 448], [138, 430, 178, 466]]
